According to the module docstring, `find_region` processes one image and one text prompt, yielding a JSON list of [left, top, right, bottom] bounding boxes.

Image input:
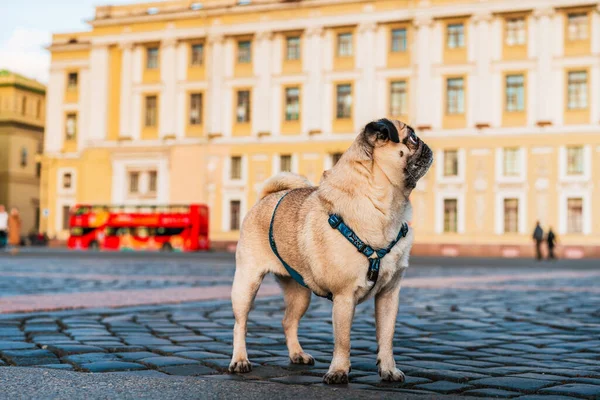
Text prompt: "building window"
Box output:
[[446, 78, 464, 114], [331, 152, 343, 166], [236, 90, 251, 123], [36, 162, 41, 178], [337, 33, 353, 57], [148, 170, 157, 193], [36, 99, 42, 118], [146, 47, 159, 69], [189, 93, 203, 125], [62, 205, 71, 231], [447, 23, 465, 49], [129, 172, 140, 194], [506, 74, 525, 112], [503, 198, 519, 233], [286, 36, 301, 60], [391, 28, 407, 52], [230, 156, 242, 180], [145, 95, 158, 127], [389, 81, 407, 117], [503, 148, 520, 176], [67, 72, 78, 91], [567, 198, 583, 233], [22, 97, 27, 116], [443, 150, 459, 177], [20, 147, 28, 167], [230, 200, 241, 231], [567, 12, 588, 41], [237, 40, 251, 63], [190, 43, 204, 66], [63, 173, 72, 189], [566, 146, 584, 175], [336, 84, 352, 119], [443, 199, 458, 233], [284, 87, 300, 121], [280, 155, 292, 173], [65, 113, 77, 140], [505, 17, 526, 46], [567, 71, 588, 110]]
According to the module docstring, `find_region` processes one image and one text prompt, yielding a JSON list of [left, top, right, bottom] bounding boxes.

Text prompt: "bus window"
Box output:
[[155, 227, 185, 236], [135, 227, 150, 238], [105, 227, 118, 236], [70, 227, 97, 236]]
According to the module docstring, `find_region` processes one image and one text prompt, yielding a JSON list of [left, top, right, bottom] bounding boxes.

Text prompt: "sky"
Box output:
[[0, 0, 167, 83]]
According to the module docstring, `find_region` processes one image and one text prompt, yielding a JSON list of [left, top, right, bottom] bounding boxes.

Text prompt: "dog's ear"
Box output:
[[363, 119, 400, 144]]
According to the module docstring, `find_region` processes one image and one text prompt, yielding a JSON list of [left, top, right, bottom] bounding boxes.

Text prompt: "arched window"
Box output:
[[20, 147, 28, 167]]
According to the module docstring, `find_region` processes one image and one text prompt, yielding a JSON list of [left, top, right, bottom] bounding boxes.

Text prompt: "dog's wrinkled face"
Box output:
[[361, 118, 433, 192]]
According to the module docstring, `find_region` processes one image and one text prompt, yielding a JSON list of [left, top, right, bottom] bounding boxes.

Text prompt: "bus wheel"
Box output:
[[161, 243, 173, 252], [89, 241, 100, 251]]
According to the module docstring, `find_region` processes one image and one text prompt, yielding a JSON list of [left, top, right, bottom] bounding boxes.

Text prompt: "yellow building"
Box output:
[[0, 70, 45, 235], [43, 0, 600, 257]]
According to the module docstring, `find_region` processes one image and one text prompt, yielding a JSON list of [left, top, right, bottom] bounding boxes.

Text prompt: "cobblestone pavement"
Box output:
[[0, 252, 599, 398]]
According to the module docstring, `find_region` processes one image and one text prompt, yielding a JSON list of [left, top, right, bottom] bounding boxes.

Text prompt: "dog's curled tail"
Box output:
[[259, 172, 312, 200]]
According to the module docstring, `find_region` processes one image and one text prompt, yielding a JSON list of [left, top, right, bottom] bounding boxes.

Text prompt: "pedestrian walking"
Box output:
[[8, 207, 22, 255], [532, 221, 544, 261], [0, 205, 7, 249], [547, 227, 557, 260]]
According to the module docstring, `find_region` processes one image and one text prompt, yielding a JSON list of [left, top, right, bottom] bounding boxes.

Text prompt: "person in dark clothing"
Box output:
[[532, 221, 544, 261], [547, 227, 557, 260]]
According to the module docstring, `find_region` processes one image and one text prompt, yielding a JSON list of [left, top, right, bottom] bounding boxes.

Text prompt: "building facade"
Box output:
[[0, 70, 45, 235], [43, 0, 600, 257]]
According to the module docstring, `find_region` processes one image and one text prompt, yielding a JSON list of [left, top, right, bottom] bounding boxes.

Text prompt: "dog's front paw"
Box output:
[[290, 351, 315, 365], [228, 358, 252, 373], [379, 367, 405, 382], [323, 370, 349, 384]]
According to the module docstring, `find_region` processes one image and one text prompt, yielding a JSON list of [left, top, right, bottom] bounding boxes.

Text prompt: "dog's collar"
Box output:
[[328, 214, 409, 284]]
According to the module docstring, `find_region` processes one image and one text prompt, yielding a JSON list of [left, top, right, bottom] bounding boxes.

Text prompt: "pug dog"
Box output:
[[229, 119, 433, 384]]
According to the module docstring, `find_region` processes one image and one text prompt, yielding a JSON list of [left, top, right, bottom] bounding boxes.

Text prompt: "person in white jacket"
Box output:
[[0, 205, 8, 249]]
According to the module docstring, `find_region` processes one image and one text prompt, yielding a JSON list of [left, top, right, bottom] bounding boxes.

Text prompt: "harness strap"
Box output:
[[269, 191, 333, 301], [328, 214, 409, 284]]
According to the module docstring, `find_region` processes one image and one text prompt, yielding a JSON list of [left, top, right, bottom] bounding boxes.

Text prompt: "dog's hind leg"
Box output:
[[277, 276, 314, 365], [229, 251, 265, 373]]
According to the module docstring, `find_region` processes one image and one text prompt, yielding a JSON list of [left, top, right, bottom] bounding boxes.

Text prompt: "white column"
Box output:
[[88, 44, 110, 141], [119, 42, 134, 138], [357, 22, 377, 125], [45, 69, 65, 152], [207, 34, 225, 136], [413, 16, 434, 129], [160, 38, 177, 137], [533, 7, 555, 125], [254, 31, 272, 135], [78, 68, 90, 151], [305, 26, 324, 134], [472, 12, 493, 127]]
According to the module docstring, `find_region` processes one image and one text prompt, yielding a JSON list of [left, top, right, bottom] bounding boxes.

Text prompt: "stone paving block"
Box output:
[[0, 341, 37, 351], [1, 349, 59, 366], [123, 338, 172, 347], [513, 396, 580, 400], [46, 345, 106, 357], [270, 375, 324, 385], [174, 351, 229, 361], [139, 356, 200, 368], [159, 364, 217, 376], [511, 372, 570, 382], [539, 383, 600, 398], [105, 370, 168, 377], [470, 377, 556, 392], [353, 374, 431, 386], [81, 361, 147, 373], [63, 353, 121, 365], [115, 352, 157, 361], [153, 346, 199, 355], [462, 388, 521, 398], [39, 364, 74, 370], [415, 380, 472, 394]]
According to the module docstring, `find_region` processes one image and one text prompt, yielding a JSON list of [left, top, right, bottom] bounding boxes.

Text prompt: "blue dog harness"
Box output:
[[269, 190, 410, 301]]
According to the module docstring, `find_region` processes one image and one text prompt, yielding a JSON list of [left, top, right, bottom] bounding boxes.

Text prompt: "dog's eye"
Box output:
[[408, 131, 418, 145]]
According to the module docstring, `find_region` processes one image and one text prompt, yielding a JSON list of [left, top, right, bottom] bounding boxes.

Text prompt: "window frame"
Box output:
[[236, 90, 251, 123], [285, 36, 301, 61], [505, 74, 525, 112], [146, 47, 159, 70], [189, 92, 203, 125], [505, 17, 526, 46], [67, 72, 79, 91], [390, 28, 407, 53], [237, 40, 252, 64], [446, 23, 465, 49], [503, 198, 520, 234], [389, 80, 408, 117], [567, 70, 588, 110], [335, 83, 352, 119], [446, 77, 465, 115], [567, 12, 589, 41], [190, 43, 204, 66], [337, 32, 353, 57], [144, 95, 158, 127], [284, 86, 300, 122], [443, 198, 458, 233], [230, 156, 243, 181], [65, 113, 78, 140]]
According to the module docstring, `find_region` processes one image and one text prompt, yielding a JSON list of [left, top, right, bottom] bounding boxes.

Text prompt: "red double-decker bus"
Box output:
[[67, 204, 210, 252]]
